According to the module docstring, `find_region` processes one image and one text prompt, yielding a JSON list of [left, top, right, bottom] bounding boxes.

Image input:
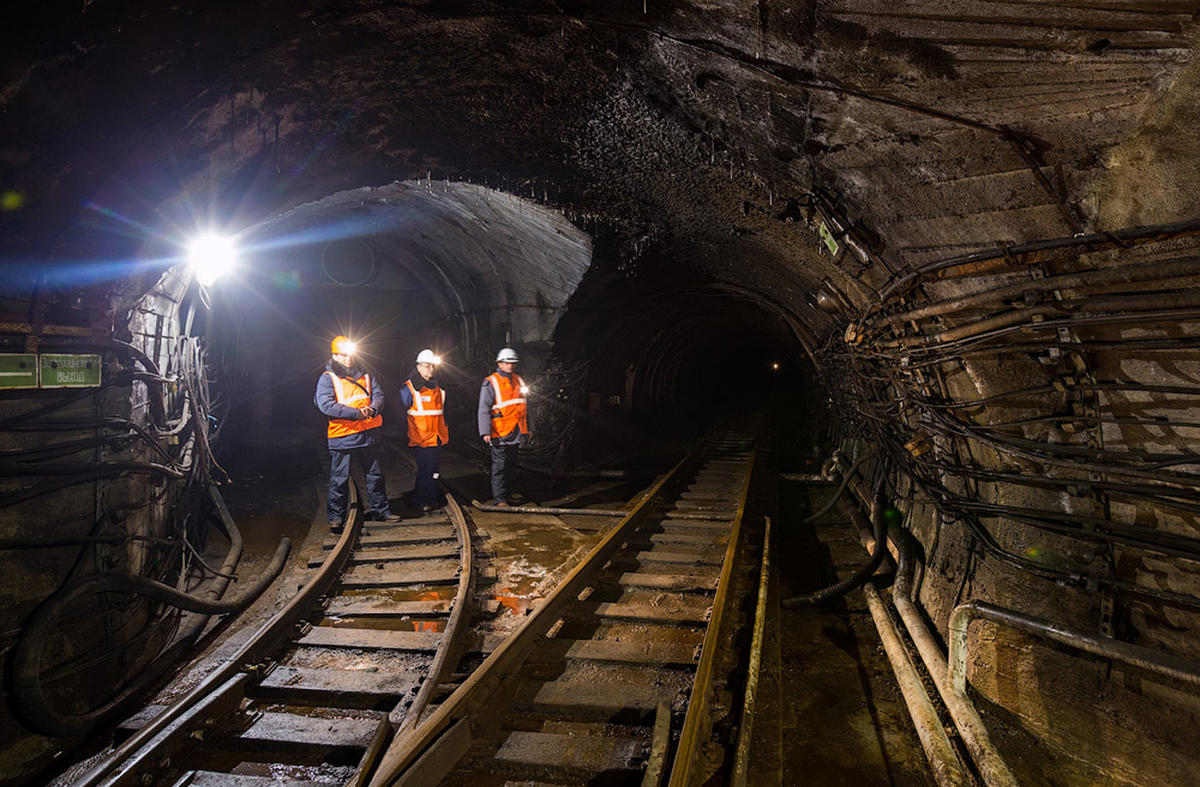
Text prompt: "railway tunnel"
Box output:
[[4, 2, 1200, 785]]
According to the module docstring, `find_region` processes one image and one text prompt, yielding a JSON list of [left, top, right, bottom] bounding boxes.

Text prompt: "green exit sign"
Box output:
[[40, 354, 102, 388], [818, 221, 840, 257], [0, 354, 39, 389]]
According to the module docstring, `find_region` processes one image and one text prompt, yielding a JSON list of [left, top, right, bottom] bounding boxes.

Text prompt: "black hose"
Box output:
[[783, 467, 889, 608], [803, 451, 876, 524], [10, 487, 289, 738]]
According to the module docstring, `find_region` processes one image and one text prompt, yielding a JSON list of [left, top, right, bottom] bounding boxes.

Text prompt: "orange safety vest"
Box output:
[[405, 379, 449, 447], [326, 371, 383, 439], [486, 371, 528, 438]]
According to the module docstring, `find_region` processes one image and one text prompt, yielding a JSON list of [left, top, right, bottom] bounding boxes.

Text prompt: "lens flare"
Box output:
[[188, 234, 237, 286]]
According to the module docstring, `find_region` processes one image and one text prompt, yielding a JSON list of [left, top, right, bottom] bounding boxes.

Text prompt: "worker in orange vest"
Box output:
[[314, 336, 401, 530], [477, 347, 530, 506], [398, 349, 449, 512]]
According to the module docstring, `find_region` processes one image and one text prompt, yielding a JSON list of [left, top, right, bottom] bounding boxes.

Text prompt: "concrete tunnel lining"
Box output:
[[221, 180, 593, 360], [7, 2, 1200, 783]]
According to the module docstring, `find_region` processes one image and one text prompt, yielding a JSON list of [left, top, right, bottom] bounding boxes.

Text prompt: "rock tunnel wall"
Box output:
[[0, 263, 219, 779], [833, 227, 1200, 784]]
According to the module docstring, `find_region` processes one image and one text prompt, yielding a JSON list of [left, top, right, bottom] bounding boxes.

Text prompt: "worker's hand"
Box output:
[[360, 407, 376, 418], [482, 435, 491, 444]]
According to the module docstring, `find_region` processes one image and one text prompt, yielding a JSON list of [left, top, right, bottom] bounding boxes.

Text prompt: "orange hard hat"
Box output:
[[331, 336, 356, 355]]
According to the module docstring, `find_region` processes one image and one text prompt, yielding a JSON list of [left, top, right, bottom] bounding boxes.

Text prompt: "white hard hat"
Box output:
[[496, 347, 520, 363], [416, 349, 441, 365]]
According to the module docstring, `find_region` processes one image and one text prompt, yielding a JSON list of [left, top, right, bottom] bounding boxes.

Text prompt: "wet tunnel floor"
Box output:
[[776, 478, 938, 787], [50, 425, 997, 787], [149, 428, 1162, 787]]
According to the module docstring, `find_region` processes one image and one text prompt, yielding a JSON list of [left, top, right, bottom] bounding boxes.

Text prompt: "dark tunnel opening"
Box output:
[[178, 183, 827, 471]]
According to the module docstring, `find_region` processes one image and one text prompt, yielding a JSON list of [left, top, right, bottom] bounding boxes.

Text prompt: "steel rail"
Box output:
[[731, 516, 772, 787], [367, 423, 761, 787], [351, 493, 476, 787], [83, 481, 478, 787], [364, 448, 692, 787], [669, 441, 757, 787], [74, 479, 366, 787]]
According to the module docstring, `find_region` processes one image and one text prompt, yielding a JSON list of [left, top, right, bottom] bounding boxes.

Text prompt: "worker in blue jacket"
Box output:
[[314, 336, 401, 530]]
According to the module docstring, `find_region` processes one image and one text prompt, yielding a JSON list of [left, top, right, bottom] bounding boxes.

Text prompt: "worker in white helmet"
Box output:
[[477, 347, 530, 506], [397, 349, 448, 512]]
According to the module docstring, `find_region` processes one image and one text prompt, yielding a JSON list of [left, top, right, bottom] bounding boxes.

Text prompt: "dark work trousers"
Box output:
[[327, 441, 391, 523], [412, 445, 442, 507], [490, 441, 521, 504]]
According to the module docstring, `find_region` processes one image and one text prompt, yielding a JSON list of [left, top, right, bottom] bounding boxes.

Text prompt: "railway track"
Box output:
[[63, 417, 768, 787], [366, 417, 764, 787], [71, 480, 476, 787]]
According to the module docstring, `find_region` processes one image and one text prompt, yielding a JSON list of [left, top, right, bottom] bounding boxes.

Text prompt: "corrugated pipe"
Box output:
[[782, 467, 888, 608]]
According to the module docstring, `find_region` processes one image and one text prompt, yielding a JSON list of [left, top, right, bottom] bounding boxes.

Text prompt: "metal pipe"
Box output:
[[889, 527, 1019, 787], [801, 450, 875, 524], [949, 601, 1200, 697], [876, 216, 1200, 302], [881, 290, 1200, 349], [838, 484, 968, 785], [871, 256, 1200, 331], [862, 581, 969, 787]]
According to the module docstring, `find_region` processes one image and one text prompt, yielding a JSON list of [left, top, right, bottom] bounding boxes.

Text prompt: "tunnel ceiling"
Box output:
[[4, 1, 1200, 344]]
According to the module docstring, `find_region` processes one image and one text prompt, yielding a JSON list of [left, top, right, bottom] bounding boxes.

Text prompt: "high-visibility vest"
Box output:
[[326, 371, 382, 439], [486, 372, 528, 438], [405, 379, 448, 447]]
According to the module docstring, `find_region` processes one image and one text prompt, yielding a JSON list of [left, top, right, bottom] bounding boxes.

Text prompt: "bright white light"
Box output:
[[188, 234, 237, 286], [343, 341, 357, 355], [520, 384, 530, 395]]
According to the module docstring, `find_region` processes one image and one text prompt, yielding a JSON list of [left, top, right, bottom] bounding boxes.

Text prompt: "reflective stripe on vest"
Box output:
[[487, 372, 528, 438], [405, 379, 448, 447], [326, 371, 382, 439]]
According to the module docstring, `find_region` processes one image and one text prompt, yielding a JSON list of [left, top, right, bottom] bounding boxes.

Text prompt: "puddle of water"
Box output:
[[493, 580, 544, 616]]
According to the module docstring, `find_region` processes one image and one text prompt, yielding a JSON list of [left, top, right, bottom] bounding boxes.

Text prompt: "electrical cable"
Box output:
[[782, 463, 890, 607], [11, 486, 290, 738]]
